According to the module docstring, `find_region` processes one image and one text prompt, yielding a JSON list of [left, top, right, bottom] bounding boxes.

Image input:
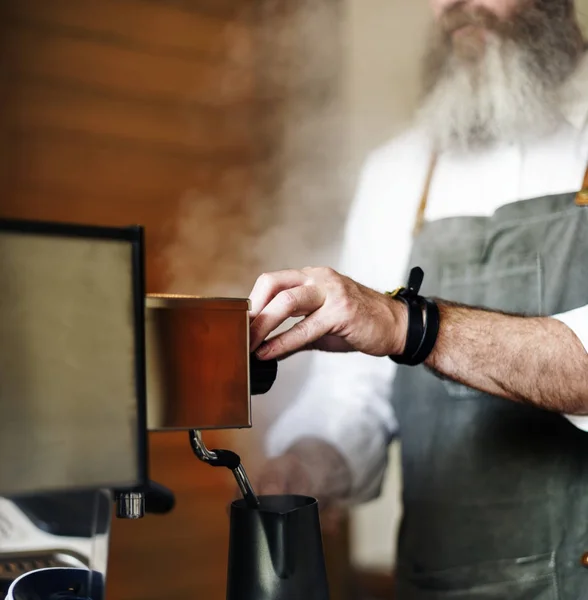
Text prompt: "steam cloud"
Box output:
[[162, 0, 352, 299], [159, 0, 355, 459]]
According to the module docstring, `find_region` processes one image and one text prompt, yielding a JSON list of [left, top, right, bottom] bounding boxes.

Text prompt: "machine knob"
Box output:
[[249, 354, 278, 395], [115, 492, 145, 519]]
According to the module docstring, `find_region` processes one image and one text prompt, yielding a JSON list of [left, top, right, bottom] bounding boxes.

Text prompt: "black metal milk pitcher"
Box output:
[[226, 495, 329, 600]]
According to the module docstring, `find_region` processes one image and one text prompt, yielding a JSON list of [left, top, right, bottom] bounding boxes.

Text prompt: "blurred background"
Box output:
[[0, 1, 586, 599]]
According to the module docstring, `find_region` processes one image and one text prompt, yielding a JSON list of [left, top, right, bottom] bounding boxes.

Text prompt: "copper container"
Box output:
[[145, 295, 252, 431]]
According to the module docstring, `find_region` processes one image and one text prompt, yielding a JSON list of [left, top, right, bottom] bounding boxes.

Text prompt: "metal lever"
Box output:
[[189, 430, 260, 509]]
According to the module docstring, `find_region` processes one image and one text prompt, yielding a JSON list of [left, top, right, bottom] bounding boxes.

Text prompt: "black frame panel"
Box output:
[[0, 217, 149, 489]]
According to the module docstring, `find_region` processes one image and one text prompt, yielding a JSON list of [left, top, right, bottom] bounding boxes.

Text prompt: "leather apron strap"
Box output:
[[413, 155, 588, 236], [413, 153, 437, 237], [576, 162, 588, 206]]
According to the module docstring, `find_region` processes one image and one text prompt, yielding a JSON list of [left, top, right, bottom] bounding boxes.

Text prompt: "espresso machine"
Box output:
[[0, 218, 329, 600]]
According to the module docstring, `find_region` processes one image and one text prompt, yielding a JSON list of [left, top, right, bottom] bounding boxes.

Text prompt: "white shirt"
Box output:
[[266, 59, 588, 501]]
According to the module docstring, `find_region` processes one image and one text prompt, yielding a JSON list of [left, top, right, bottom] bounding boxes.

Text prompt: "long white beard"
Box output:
[[417, 36, 566, 152]]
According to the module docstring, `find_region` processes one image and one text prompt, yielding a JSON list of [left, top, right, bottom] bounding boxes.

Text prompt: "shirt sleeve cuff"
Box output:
[[551, 306, 588, 431], [552, 305, 588, 354]]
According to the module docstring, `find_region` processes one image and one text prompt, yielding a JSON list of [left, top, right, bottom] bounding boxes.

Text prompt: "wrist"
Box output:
[[384, 294, 409, 356], [385, 267, 440, 365]]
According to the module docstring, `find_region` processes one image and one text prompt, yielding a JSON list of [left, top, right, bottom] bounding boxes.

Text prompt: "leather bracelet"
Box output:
[[387, 267, 439, 366], [409, 297, 440, 365], [391, 294, 425, 362]]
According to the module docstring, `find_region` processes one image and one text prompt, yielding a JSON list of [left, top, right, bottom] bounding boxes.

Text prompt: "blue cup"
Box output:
[[5, 568, 104, 600]]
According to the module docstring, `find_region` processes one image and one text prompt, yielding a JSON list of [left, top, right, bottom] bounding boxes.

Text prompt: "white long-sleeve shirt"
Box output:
[[266, 60, 588, 501]]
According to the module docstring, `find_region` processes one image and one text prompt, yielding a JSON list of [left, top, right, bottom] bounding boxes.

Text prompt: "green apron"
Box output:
[[392, 177, 588, 599]]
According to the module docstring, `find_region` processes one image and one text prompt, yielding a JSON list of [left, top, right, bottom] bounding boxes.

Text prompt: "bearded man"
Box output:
[[248, 0, 588, 598]]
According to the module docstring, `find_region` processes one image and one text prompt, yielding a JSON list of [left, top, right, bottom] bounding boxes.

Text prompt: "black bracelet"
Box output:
[[392, 294, 425, 361], [387, 267, 440, 366], [410, 297, 440, 365]]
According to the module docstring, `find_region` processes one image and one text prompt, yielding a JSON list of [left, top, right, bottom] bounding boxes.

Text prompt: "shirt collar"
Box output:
[[561, 52, 588, 131]]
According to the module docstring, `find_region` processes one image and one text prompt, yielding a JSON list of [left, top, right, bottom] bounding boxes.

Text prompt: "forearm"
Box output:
[[426, 303, 588, 414]]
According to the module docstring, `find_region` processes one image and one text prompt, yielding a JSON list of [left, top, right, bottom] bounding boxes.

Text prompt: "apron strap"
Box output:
[[575, 162, 588, 206], [413, 153, 438, 237], [414, 155, 588, 236]]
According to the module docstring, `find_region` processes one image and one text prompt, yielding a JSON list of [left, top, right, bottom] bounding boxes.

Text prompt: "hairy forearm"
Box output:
[[426, 303, 588, 414]]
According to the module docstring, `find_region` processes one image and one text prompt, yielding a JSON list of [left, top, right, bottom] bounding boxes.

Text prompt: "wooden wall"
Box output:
[[0, 2, 259, 599], [0, 1, 349, 599], [0, 0, 261, 293]]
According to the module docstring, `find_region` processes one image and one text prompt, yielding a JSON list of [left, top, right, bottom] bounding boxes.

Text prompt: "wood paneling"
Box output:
[[3, 81, 255, 156], [2, 133, 253, 200], [0, 0, 261, 293], [2, 26, 254, 106], [141, 0, 257, 22], [0, 3, 261, 598], [0, 128, 254, 290], [107, 431, 234, 600], [1, 0, 253, 65]]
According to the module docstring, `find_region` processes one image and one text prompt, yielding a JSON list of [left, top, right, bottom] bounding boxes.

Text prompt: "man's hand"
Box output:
[[249, 267, 407, 360], [253, 438, 353, 534]]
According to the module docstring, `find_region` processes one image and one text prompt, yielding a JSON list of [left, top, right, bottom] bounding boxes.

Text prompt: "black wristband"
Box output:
[[392, 294, 425, 362], [387, 267, 439, 366], [410, 297, 440, 365]]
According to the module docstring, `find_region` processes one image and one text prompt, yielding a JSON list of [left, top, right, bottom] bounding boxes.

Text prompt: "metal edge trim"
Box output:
[[146, 295, 251, 311], [245, 310, 252, 427]]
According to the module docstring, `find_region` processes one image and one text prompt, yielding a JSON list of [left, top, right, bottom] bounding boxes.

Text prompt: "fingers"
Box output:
[[248, 270, 307, 318], [255, 454, 314, 497], [249, 266, 359, 358], [269, 335, 354, 362], [256, 311, 330, 360], [250, 285, 325, 351]]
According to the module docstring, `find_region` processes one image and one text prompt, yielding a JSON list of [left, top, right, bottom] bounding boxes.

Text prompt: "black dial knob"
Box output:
[[249, 354, 278, 395]]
